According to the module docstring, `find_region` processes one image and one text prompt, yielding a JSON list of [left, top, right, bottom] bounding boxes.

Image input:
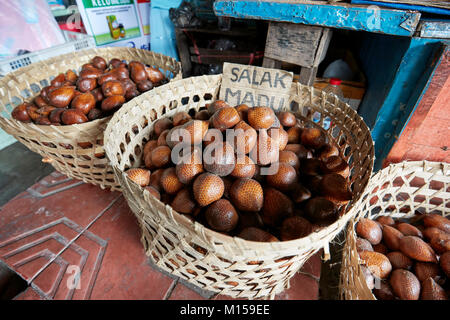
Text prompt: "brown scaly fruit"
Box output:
[[160, 167, 184, 195], [151, 145, 172, 168], [386, 251, 413, 270], [247, 106, 275, 130], [439, 251, 450, 278], [423, 214, 450, 233], [356, 237, 374, 253], [207, 100, 229, 115], [149, 168, 164, 192], [205, 199, 239, 233], [211, 107, 240, 131], [286, 126, 302, 144], [413, 262, 441, 282], [359, 251, 392, 279], [145, 186, 160, 200], [317, 143, 339, 162], [143, 140, 158, 159], [12, 103, 32, 122], [267, 127, 288, 151], [170, 188, 197, 215], [376, 215, 395, 226], [390, 269, 420, 300], [277, 111, 297, 127], [231, 155, 256, 179], [278, 150, 300, 172], [175, 147, 204, 184], [321, 155, 350, 178], [423, 227, 448, 241], [126, 168, 150, 187], [182, 120, 209, 145], [382, 225, 404, 251], [280, 216, 313, 241], [249, 129, 279, 166], [153, 117, 173, 137], [193, 173, 224, 207], [373, 281, 395, 300], [265, 163, 298, 192], [203, 141, 236, 177], [398, 236, 437, 263], [229, 178, 264, 212], [396, 223, 423, 238], [172, 111, 191, 126], [300, 127, 326, 150], [318, 173, 353, 205], [429, 232, 450, 254], [356, 218, 383, 245], [373, 243, 388, 255], [261, 188, 293, 228], [233, 120, 257, 155], [304, 197, 338, 224], [420, 277, 448, 300], [235, 104, 249, 121], [238, 227, 279, 242]]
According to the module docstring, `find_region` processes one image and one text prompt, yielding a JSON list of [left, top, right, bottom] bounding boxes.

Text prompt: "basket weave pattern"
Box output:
[[339, 161, 450, 300], [104, 75, 375, 299], [0, 47, 181, 191]]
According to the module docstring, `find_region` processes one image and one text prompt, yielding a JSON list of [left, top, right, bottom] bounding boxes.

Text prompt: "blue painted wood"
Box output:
[[369, 37, 443, 170], [351, 0, 450, 16], [213, 0, 421, 36], [357, 33, 410, 129], [418, 20, 450, 39]]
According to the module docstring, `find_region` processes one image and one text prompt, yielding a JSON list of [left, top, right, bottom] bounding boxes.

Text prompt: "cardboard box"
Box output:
[[76, 0, 151, 50]]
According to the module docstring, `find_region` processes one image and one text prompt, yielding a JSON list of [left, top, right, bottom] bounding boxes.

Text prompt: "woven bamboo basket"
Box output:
[[339, 160, 450, 300], [103, 74, 375, 299], [0, 47, 181, 191]]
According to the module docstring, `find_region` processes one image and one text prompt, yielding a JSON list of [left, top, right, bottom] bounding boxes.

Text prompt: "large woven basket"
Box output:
[[104, 74, 375, 299], [0, 47, 181, 191], [339, 160, 450, 300]]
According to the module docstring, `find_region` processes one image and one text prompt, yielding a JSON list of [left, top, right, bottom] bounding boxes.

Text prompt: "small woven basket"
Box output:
[[339, 160, 450, 300], [0, 47, 181, 191], [104, 74, 375, 299]]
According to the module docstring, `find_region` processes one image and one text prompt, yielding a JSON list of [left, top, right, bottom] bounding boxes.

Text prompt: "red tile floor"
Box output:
[[1, 172, 322, 300]]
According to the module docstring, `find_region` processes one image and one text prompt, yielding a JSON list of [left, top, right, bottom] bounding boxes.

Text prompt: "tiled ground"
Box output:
[[0, 172, 323, 300]]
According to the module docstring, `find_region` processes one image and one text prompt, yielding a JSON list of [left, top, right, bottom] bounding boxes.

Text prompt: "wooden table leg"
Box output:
[[262, 57, 282, 69], [175, 28, 192, 77], [299, 66, 318, 86]]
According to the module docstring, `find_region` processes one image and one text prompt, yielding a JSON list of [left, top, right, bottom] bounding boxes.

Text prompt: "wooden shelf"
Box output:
[[177, 25, 258, 37]]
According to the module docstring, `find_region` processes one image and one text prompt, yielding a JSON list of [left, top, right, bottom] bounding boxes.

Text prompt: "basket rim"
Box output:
[[105, 73, 376, 251], [0, 47, 182, 131]]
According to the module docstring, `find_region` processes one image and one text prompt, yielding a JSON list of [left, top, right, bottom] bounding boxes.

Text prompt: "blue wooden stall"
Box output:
[[213, 0, 449, 170]]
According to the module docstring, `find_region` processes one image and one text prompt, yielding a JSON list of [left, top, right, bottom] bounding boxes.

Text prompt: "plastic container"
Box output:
[[323, 78, 345, 98], [314, 78, 344, 129], [0, 31, 95, 77]]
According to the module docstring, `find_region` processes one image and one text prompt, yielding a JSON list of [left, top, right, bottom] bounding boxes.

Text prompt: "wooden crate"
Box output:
[[263, 22, 332, 85]]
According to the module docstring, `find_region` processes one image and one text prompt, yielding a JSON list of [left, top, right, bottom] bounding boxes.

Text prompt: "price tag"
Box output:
[[219, 62, 293, 110]]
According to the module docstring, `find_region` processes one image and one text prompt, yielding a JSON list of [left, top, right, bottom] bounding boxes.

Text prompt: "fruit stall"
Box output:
[[0, 0, 448, 305]]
